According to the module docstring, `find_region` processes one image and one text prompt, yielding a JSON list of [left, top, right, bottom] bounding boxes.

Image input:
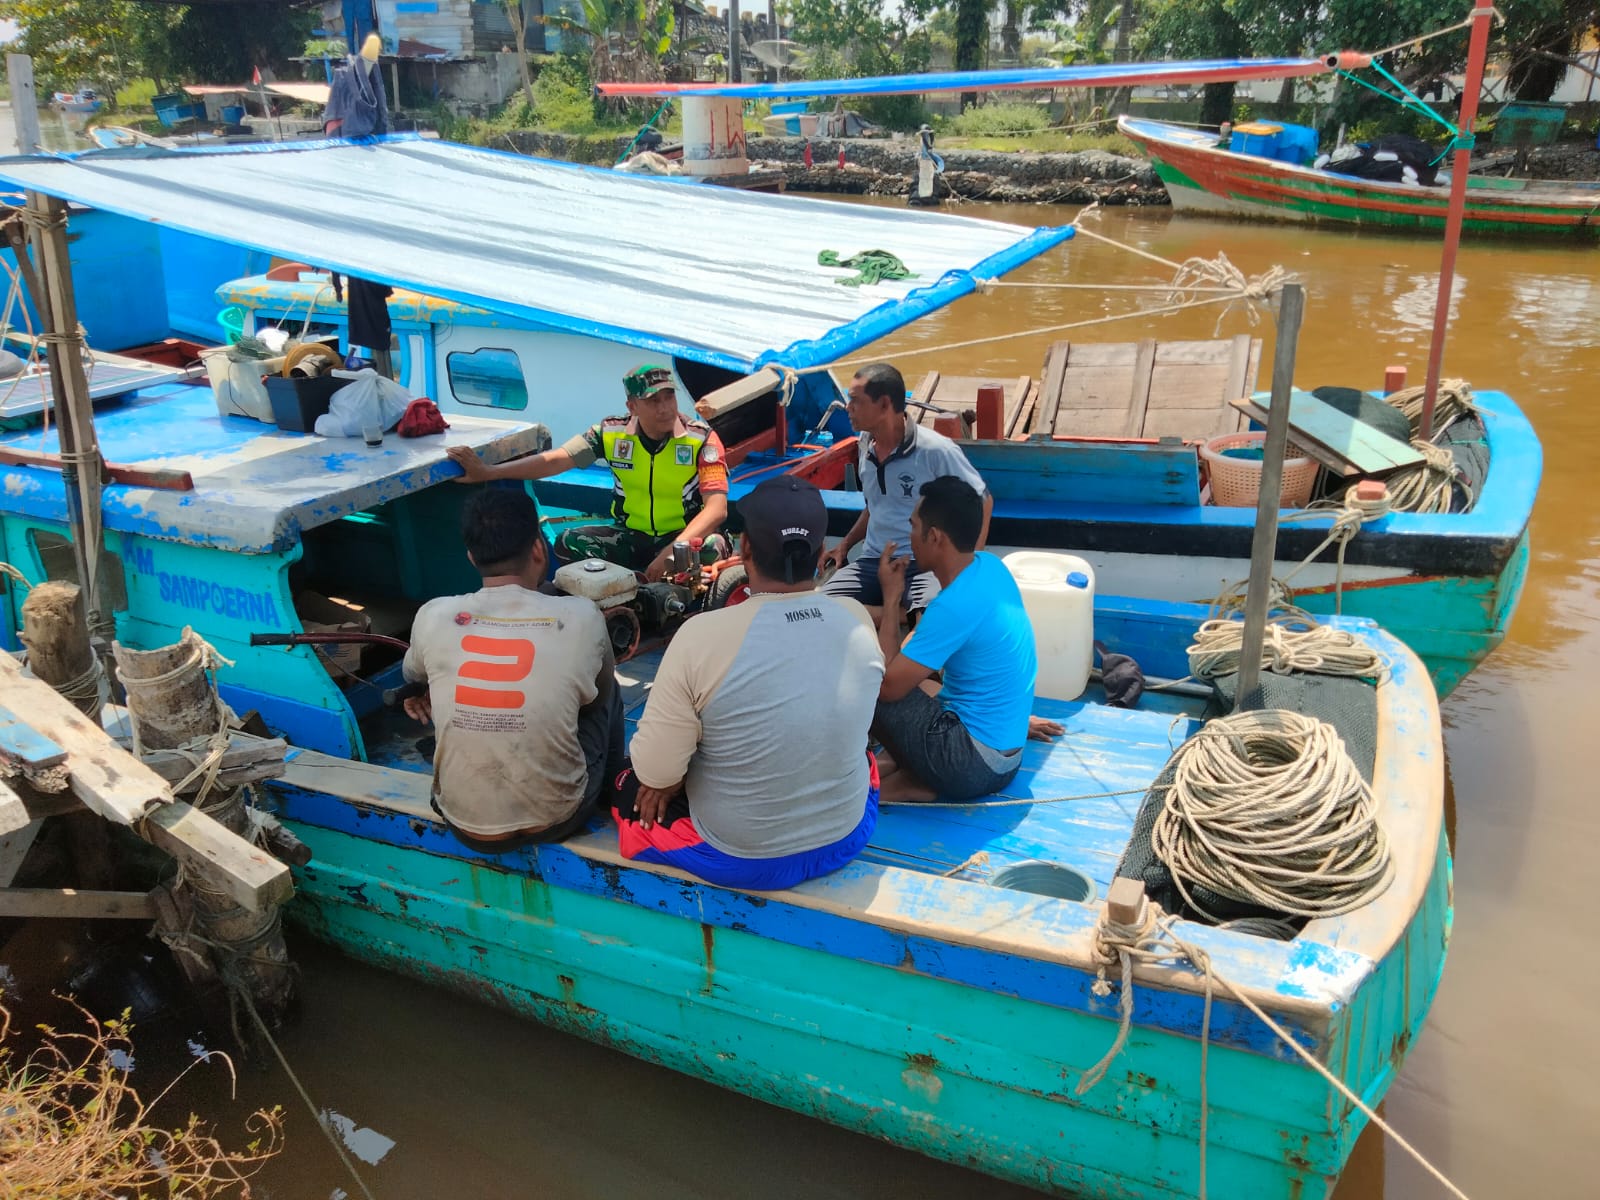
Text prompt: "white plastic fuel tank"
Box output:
[[1003, 551, 1096, 701], [554, 559, 639, 607]]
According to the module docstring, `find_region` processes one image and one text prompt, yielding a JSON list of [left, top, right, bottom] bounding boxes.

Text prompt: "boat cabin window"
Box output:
[[26, 528, 128, 611], [447, 348, 529, 411]]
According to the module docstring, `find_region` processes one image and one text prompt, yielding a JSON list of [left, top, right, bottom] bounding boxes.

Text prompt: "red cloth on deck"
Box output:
[[397, 397, 450, 437]]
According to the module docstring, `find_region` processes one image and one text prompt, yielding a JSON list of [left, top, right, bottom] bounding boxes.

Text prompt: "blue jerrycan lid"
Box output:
[[1065, 571, 1090, 588]]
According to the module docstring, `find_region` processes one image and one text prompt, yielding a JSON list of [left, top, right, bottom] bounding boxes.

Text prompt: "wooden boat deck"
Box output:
[[351, 645, 1203, 900], [911, 336, 1260, 442]]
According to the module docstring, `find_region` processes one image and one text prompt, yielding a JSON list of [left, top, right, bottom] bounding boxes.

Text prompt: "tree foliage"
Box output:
[[780, 0, 936, 126], [0, 0, 314, 96]]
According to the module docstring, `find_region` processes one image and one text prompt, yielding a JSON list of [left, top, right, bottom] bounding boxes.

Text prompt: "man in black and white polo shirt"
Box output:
[[819, 362, 992, 616]]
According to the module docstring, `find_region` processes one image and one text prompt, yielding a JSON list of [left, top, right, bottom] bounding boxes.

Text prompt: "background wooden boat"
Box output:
[[1119, 115, 1600, 239]]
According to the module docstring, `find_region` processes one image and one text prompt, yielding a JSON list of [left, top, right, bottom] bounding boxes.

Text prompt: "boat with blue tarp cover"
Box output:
[[0, 134, 1534, 696], [0, 127, 1457, 1199]]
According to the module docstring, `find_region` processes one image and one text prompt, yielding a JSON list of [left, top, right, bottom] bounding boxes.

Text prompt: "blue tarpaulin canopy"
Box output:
[[0, 134, 1072, 372]]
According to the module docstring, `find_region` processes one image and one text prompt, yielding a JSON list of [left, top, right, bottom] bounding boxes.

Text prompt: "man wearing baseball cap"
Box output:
[[447, 363, 730, 581], [613, 476, 885, 890]]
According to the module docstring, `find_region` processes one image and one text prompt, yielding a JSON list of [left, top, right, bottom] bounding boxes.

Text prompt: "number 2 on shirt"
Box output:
[[454, 635, 535, 708]]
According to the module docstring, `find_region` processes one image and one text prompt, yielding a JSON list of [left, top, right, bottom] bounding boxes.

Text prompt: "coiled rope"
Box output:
[[1186, 614, 1384, 682], [1151, 710, 1393, 922], [1384, 379, 1477, 436]]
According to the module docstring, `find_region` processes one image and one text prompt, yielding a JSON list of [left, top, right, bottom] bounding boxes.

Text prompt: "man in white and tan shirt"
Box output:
[[613, 476, 885, 890]]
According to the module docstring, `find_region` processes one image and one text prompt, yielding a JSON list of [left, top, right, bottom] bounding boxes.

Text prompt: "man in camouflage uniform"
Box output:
[[447, 364, 730, 581]]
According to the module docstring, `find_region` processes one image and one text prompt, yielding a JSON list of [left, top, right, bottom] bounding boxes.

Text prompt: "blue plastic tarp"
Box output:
[[0, 135, 1073, 372]]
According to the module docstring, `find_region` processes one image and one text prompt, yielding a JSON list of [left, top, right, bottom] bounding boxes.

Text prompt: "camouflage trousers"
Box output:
[[553, 523, 732, 573]]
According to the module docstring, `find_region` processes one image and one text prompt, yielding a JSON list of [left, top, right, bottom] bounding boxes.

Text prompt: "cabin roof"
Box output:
[[0, 135, 1072, 373], [0, 383, 544, 553]]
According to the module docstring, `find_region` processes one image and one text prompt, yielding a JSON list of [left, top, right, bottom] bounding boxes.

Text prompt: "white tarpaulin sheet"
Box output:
[[0, 135, 1072, 370]]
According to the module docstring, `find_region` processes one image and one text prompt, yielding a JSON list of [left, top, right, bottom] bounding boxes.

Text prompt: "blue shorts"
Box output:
[[612, 760, 879, 891]]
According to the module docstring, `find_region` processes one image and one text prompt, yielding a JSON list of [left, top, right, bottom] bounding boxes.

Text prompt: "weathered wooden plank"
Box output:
[[280, 748, 436, 820], [140, 735, 288, 792], [0, 887, 158, 920], [1232, 391, 1425, 477], [910, 369, 942, 427], [695, 367, 781, 419], [140, 802, 293, 911], [0, 655, 167, 822], [1008, 382, 1038, 439], [0, 780, 39, 886], [0, 655, 291, 912], [0, 817, 40, 887], [0, 702, 68, 769], [962, 438, 1202, 507], [0, 779, 30, 837], [1035, 340, 1071, 435], [1123, 339, 1158, 437]]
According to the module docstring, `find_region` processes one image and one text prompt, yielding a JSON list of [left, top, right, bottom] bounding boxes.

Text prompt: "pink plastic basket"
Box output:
[[1200, 432, 1319, 508]]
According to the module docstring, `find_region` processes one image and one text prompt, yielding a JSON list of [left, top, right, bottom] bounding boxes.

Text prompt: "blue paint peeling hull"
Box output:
[[263, 607, 1452, 1199]]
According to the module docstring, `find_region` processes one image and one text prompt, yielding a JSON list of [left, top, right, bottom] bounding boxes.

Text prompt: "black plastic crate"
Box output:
[[266, 374, 351, 433]]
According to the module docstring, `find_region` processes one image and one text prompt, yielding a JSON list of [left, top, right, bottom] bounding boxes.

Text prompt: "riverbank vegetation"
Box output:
[[0, 1001, 284, 1197]]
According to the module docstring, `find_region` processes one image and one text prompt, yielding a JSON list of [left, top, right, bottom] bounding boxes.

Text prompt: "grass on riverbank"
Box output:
[[0, 1002, 285, 1197]]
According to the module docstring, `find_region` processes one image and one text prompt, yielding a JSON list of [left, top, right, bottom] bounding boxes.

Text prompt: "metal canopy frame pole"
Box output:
[[1234, 282, 1306, 708], [1418, 0, 1496, 441], [24, 190, 106, 637]]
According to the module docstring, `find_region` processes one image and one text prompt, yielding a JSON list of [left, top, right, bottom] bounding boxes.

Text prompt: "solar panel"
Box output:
[[0, 354, 196, 418]]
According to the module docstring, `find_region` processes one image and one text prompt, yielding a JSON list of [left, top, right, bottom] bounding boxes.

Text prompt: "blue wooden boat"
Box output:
[[0, 347, 1447, 1199], [257, 596, 1446, 1200], [0, 137, 1535, 704]]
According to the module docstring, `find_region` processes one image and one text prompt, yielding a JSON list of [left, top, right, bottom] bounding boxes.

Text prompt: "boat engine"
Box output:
[[553, 543, 748, 662]]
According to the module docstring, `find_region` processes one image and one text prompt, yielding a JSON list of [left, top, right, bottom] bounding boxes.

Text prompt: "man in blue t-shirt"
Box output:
[[872, 476, 1064, 803]]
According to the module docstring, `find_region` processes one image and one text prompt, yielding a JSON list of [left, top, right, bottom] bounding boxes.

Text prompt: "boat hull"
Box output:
[[276, 813, 1450, 1200], [267, 606, 1452, 1199], [1120, 115, 1600, 239]]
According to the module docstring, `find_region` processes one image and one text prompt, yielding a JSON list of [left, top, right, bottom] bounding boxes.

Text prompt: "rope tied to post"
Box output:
[[121, 629, 237, 807], [1076, 889, 1472, 1200], [1187, 614, 1385, 681]]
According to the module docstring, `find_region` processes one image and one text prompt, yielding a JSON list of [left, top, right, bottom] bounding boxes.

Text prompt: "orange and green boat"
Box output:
[[1119, 115, 1600, 239]]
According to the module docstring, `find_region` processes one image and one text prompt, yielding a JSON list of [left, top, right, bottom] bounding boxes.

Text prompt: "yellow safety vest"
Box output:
[[600, 419, 711, 537]]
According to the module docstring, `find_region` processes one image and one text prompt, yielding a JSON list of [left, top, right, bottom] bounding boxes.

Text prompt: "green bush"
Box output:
[[115, 78, 159, 110], [944, 103, 1052, 138]]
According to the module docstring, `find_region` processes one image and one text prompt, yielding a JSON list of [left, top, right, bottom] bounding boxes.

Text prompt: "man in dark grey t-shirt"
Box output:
[[820, 362, 992, 617]]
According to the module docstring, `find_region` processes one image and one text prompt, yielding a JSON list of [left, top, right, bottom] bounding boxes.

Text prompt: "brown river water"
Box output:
[[20, 201, 1600, 1198]]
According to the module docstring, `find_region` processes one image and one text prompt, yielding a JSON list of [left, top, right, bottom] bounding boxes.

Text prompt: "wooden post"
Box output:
[[727, 0, 743, 83], [20, 581, 99, 719], [932, 413, 964, 440], [19, 580, 114, 890], [975, 384, 1004, 440], [1419, 0, 1496, 440], [6, 55, 42, 154], [25, 191, 107, 640], [1235, 284, 1306, 709], [113, 632, 297, 1027], [1383, 365, 1407, 395]]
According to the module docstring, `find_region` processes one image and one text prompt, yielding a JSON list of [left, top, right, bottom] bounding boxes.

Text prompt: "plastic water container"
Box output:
[[1003, 551, 1095, 702]]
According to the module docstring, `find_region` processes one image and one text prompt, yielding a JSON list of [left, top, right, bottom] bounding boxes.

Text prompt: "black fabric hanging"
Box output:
[[345, 277, 394, 351]]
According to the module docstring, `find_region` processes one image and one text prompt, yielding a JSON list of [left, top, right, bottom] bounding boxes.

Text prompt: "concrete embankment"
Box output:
[[493, 129, 1167, 205]]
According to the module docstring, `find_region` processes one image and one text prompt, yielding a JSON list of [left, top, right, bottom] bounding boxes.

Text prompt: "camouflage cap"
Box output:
[[623, 363, 676, 400]]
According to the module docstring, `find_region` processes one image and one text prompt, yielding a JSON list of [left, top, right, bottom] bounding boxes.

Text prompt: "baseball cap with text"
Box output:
[[738, 476, 827, 583]]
